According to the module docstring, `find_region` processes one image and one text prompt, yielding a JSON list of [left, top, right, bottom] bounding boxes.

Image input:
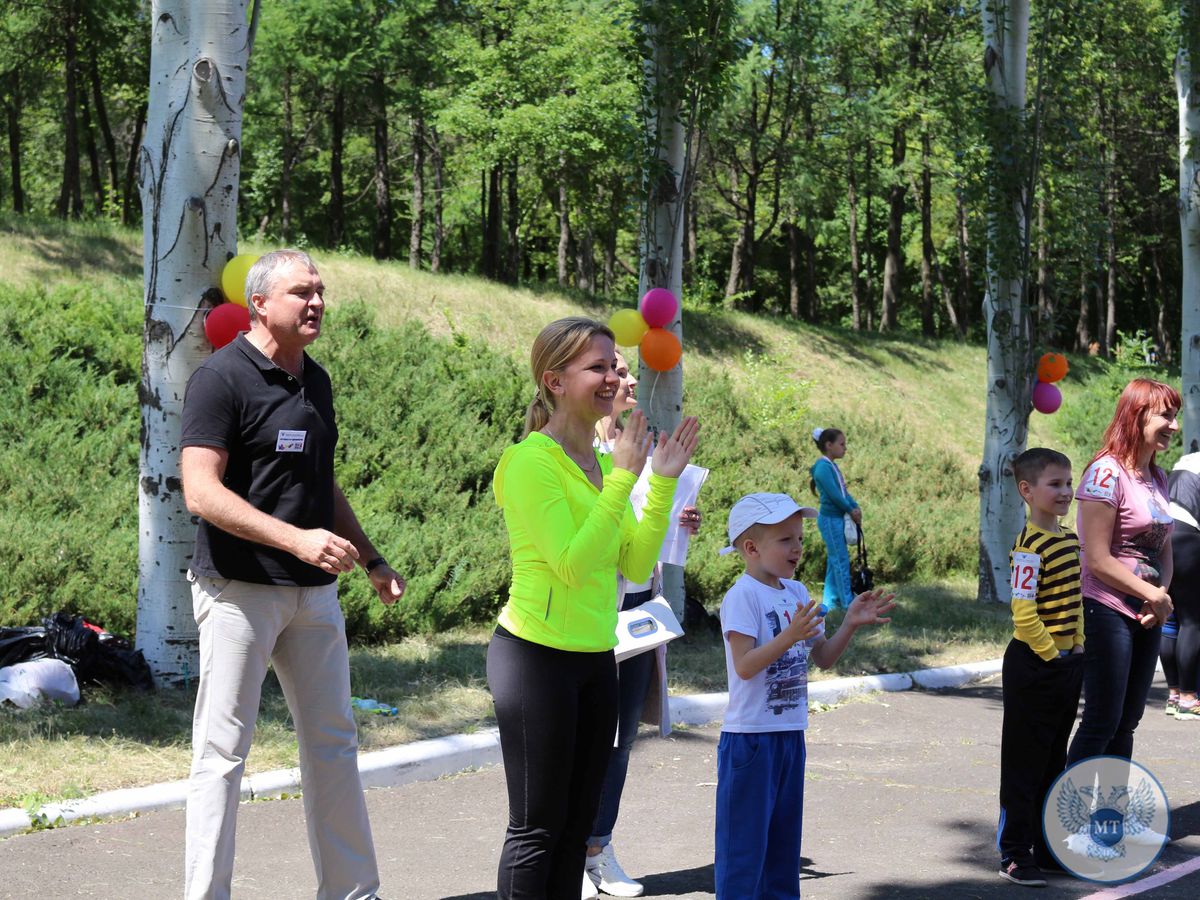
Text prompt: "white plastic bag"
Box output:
[[844, 514, 859, 545], [0, 659, 81, 708]]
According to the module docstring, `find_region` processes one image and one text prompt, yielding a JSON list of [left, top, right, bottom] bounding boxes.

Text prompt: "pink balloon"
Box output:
[[204, 302, 250, 349], [1032, 381, 1062, 414], [639, 288, 678, 328]]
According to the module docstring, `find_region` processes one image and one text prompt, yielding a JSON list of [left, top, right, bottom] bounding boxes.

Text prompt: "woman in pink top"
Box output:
[[1067, 378, 1180, 763]]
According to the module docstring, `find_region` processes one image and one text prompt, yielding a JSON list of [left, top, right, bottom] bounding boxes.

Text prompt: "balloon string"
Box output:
[[645, 368, 659, 437]]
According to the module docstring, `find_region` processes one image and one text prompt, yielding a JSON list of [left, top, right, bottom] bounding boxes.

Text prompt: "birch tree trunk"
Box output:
[[1178, 2, 1200, 452], [639, 19, 687, 620], [137, 0, 251, 683], [978, 0, 1034, 604]]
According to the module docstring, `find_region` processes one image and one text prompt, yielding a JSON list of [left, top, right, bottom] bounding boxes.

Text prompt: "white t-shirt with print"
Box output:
[[720, 573, 825, 733]]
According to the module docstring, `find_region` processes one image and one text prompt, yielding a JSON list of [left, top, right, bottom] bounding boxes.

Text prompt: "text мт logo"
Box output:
[[1043, 756, 1169, 883]]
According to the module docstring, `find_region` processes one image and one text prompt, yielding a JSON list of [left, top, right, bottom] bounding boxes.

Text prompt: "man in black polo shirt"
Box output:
[[180, 249, 403, 900]]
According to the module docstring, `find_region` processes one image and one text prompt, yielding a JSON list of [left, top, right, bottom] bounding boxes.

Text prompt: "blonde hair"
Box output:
[[522, 317, 615, 438]]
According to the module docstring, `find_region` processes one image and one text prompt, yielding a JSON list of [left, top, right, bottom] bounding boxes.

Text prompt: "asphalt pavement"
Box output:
[[3, 675, 1200, 899]]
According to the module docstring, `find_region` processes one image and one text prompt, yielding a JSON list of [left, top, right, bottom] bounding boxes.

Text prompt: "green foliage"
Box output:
[[321, 305, 529, 638], [0, 281, 141, 631]]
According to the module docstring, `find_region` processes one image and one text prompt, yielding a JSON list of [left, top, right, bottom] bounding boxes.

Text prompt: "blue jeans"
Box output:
[[1067, 597, 1161, 764], [588, 589, 656, 849], [715, 730, 806, 899]]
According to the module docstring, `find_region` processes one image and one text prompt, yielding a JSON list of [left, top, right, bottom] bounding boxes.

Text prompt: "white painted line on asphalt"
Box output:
[[1077, 854, 1200, 899]]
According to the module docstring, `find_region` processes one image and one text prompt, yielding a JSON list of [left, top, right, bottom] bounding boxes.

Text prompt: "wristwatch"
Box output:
[[364, 557, 387, 574]]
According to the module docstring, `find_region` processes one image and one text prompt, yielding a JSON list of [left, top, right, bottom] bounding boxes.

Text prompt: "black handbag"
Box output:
[[850, 525, 874, 595]]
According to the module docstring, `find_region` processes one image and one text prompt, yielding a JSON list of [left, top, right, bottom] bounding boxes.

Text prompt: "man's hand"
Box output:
[[369, 564, 406, 605], [293, 528, 360, 574]]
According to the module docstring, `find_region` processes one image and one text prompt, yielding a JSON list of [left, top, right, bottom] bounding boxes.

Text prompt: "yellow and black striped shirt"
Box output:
[[1009, 522, 1084, 660]]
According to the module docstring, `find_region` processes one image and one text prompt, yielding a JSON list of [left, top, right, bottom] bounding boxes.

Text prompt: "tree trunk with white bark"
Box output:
[[137, 0, 252, 683], [1179, 2, 1200, 452], [978, 0, 1034, 604], [639, 20, 687, 619]]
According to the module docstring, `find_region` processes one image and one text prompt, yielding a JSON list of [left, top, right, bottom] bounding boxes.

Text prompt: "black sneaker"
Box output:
[[999, 859, 1048, 887]]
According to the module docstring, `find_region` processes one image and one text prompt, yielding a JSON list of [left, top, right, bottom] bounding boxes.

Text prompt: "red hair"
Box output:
[[1093, 378, 1181, 473]]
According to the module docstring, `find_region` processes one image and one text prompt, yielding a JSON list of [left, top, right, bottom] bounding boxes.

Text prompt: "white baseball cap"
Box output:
[[720, 492, 818, 556]]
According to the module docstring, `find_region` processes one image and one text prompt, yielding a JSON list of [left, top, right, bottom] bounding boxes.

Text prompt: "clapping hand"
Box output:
[[785, 598, 824, 644], [844, 589, 897, 628], [650, 415, 700, 478], [611, 410, 653, 475]]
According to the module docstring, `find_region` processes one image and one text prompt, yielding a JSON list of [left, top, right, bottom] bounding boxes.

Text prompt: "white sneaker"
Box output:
[[582, 868, 599, 899], [586, 844, 644, 897]]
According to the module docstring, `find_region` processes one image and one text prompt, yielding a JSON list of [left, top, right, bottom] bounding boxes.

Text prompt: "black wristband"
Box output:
[[364, 557, 387, 574]]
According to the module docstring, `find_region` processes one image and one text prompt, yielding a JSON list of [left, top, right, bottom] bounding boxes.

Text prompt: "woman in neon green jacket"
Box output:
[[488, 316, 700, 899]]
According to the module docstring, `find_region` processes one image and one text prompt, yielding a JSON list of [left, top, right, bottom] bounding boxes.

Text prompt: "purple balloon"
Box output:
[[639, 288, 678, 328], [1032, 380, 1062, 414]]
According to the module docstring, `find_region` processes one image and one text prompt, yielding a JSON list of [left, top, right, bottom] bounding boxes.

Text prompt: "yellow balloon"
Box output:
[[609, 308, 649, 347], [220, 253, 260, 307]]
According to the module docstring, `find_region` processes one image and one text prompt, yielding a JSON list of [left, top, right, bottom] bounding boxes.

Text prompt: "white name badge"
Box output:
[[276, 429, 307, 452]]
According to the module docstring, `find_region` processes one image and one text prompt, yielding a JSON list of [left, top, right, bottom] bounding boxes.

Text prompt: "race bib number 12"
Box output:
[[1081, 464, 1117, 501], [1011, 551, 1041, 601]]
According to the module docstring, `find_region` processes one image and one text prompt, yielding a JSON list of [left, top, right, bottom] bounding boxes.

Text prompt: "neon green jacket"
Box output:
[[494, 432, 678, 652]]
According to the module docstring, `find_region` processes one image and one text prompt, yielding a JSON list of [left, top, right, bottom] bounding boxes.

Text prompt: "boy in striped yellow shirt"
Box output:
[[997, 448, 1085, 887]]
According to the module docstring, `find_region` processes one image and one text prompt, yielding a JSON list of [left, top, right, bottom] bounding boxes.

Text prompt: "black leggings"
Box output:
[[487, 626, 619, 900], [1172, 527, 1200, 692]]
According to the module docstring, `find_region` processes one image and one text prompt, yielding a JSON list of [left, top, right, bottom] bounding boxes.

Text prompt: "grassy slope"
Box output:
[[2, 214, 1067, 468]]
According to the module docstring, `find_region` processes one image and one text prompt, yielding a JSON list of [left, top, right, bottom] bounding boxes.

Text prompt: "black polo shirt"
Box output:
[[181, 334, 338, 586]]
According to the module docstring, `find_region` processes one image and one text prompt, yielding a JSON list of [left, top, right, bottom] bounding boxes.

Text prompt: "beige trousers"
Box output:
[[184, 574, 380, 900]]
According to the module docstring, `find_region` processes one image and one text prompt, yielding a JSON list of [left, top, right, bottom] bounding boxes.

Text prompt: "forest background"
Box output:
[[1, 0, 1181, 351], [0, 0, 1187, 639]]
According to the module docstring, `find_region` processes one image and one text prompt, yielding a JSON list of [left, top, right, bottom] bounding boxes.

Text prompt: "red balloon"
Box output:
[[204, 302, 250, 349], [639, 288, 678, 329], [1032, 380, 1062, 414], [641, 328, 682, 372]]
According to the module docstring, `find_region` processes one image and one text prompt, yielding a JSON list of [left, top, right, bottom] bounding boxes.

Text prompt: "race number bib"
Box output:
[[1011, 551, 1041, 601], [1081, 463, 1118, 501]]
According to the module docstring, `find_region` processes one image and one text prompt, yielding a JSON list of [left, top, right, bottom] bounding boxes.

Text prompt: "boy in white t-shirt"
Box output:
[[715, 493, 896, 899]]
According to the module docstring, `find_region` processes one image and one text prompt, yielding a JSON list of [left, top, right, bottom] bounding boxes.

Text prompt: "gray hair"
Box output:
[[243, 249, 318, 321]]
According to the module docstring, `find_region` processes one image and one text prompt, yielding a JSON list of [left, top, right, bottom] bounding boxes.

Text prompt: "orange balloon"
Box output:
[[1037, 352, 1069, 383], [641, 328, 682, 372]]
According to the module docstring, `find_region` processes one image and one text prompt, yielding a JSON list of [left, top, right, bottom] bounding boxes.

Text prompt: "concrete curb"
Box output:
[[0, 656, 1002, 839]]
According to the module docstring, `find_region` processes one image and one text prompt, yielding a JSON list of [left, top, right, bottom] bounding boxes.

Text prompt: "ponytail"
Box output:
[[523, 390, 552, 439]]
